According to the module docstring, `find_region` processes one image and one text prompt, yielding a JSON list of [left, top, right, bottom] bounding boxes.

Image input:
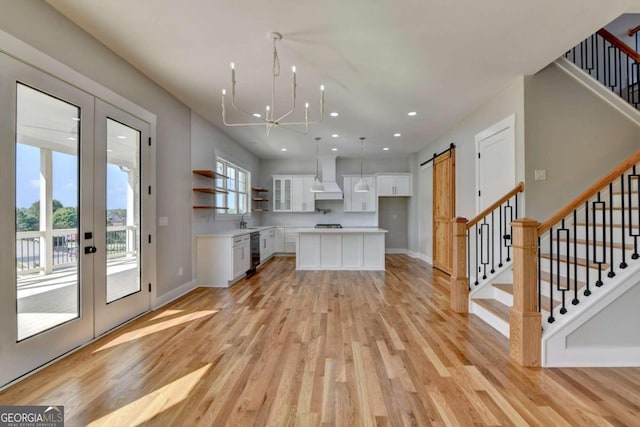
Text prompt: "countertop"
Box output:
[[295, 227, 388, 233], [196, 225, 276, 238]]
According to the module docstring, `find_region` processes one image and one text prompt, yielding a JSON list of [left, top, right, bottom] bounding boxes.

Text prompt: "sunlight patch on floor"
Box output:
[[87, 363, 212, 426], [92, 310, 217, 352]]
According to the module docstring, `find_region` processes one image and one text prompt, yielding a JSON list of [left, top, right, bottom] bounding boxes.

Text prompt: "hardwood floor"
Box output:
[[2, 255, 640, 426]]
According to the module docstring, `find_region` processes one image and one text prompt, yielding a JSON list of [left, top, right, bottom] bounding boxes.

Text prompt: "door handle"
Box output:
[[84, 246, 97, 254]]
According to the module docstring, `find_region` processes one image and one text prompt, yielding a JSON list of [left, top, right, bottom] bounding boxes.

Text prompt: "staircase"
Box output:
[[450, 23, 640, 367]]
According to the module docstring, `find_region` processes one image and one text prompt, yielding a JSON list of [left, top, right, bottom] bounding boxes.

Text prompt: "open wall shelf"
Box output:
[[193, 169, 229, 210], [252, 186, 269, 212]]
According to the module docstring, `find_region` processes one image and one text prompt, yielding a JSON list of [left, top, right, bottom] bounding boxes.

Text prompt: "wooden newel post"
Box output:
[[450, 217, 469, 313], [509, 218, 542, 367]]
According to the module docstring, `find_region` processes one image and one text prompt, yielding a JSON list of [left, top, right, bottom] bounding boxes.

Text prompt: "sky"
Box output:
[[16, 143, 129, 210]]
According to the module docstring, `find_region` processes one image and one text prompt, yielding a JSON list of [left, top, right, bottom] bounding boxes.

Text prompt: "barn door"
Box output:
[[433, 149, 455, 275]]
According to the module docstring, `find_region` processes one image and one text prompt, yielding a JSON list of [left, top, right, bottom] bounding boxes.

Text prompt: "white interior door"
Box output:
[[0, 53, 95, 387], [93, 99, 151, 337], [476, 115, 516, 212]]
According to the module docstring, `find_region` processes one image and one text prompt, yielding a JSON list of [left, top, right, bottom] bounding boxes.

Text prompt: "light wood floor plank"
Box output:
[[1, 255, 640, 426]]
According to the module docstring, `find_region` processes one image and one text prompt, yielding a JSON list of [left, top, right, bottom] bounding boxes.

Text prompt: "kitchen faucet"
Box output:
[[240, 213, 248, 229]]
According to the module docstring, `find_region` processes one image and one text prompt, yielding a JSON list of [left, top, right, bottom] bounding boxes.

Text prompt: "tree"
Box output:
[[16, 208, 38, 232], [52, 207, 78, 229]]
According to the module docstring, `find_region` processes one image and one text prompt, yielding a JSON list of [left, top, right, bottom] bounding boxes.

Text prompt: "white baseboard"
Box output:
[[385, 248, 408, 254], [406, 250, 433, 265], [152, 279, 197, 310]]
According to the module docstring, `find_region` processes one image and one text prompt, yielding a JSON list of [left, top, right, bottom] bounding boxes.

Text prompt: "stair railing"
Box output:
[[565, 28, 640, 110], [450, 182, 525, 313], [511, 149, 640, 366]]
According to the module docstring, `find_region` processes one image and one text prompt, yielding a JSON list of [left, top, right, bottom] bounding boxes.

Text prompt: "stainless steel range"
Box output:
[[315, 224, 343, 229]]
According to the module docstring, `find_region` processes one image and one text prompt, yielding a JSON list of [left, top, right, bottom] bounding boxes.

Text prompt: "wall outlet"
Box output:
[[534, 169, 546, 181], [159, 216, 169, 226], [178, 267, 183, 277]]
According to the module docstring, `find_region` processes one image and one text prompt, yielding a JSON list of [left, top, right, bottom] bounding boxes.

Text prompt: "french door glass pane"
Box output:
[[106, 119, 141, 303], [15, 83, 80, 341]]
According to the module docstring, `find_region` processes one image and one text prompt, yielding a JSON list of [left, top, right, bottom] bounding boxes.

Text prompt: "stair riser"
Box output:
[[611, 193, 640, 207], [553, 242, 627, 261], [540, 258, 608, 283], [470, 302, 509, 337], [588, 210, 640, 224]]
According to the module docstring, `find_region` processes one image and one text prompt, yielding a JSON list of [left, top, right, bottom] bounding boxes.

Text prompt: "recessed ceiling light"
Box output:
[[330, 112, 339, 117], [72, 117, 80, 121], [383, 147, 390, 151], [331, 148, 338, 151], [394, 133, 401, 137], [281, 148, 287, 152], [253, 113, 262, 118], [67, 137, 76, 141], [408, 111, 417, 116], [331, 134, 339, 138], [117, 135, 126, 139]]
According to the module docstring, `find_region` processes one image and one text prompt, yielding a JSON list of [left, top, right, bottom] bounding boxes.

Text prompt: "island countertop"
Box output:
[[294, 227, 388, 233]]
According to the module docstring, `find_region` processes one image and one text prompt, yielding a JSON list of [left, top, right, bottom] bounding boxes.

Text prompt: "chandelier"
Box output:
[[221, 32, 325, 135]]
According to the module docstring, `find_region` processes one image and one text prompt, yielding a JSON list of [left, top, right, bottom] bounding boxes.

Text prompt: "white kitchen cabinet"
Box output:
[[343, 175, 376, 212], [292, 175, 315, 212], [198, 233, 252, 287], [273, 176, 292, 212], [376, 174, 412, 197], [284, 228, 298, 253], [273, 175, 315, 212], [233, 236, 251, 279], [275, 227, 285, 252], [260, 227, 275, 262], [295, 229, 386, 270]]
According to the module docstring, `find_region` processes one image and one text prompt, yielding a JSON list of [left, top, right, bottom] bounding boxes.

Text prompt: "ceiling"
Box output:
[[46, 0, 638, 159]]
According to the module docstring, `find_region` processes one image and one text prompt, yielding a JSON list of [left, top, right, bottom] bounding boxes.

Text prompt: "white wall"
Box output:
[[408, 77, 526, 260], [524, 63, 640, 220], [0, 1, 194, 298]]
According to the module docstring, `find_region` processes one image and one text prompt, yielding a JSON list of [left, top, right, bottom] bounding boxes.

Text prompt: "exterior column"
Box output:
[[450, 217, 469, 313], [40, 148, 53, 274], [509, 218, 542, 367], [126, 168, 136, 255]]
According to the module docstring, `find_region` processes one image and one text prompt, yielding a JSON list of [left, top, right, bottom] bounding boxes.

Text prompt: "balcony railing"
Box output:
[[16, 226, 137, 274]]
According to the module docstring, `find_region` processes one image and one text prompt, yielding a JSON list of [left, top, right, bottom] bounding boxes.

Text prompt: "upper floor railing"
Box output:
[[565, 28, 640, 110]]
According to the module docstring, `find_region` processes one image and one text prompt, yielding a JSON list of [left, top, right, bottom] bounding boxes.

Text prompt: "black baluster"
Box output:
[[620, 174, 628, 269], [572, 210, 579, 305], [629, 169, 640, 259], [585, 201, 591, 296], [596, 33, 601, 82], [498, 202, 503, 268], [608, 183, 615, 278], [548, 227, 555, 323], [538, 236, 542, 313], [490, 211, 495, 274], [557, 220, 568, 315], [504, 201, 512, 262], [467, 230, 471, 290], [580, 36, 585, 69], [593, 193, 605, 287], [480, 220, 489, 280], [475, 224, 479, 286]]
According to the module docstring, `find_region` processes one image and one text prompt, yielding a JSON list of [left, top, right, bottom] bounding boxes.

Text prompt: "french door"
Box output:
[[0, 53, 151, 387]]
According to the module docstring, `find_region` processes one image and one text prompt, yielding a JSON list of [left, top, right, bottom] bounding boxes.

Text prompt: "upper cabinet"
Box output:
[[376, 173, 413, 197], [273, 175, 315, 212], [343, 175, 376, 212]]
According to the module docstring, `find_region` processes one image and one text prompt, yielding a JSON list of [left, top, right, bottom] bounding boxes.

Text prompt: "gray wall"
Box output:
[[524, 63, 640, 220], [0, 1, 190, 297], [408, 77, 526, 260], [378, 198, 409, 249]]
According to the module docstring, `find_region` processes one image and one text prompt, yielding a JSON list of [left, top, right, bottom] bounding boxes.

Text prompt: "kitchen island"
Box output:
[[295, 228, 387, 271]]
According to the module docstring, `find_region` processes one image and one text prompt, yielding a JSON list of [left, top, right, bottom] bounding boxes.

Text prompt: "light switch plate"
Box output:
[[159, 216, 169, 227], [534, 169, 546, 181]]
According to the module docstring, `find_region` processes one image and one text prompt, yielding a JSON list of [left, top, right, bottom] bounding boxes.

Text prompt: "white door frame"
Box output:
[[475, 114, 516, 213]]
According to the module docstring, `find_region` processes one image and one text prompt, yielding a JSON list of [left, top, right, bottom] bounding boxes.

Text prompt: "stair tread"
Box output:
[[491, 282, 561, 313], [540, 253, 608, 270], [474, 298, 510, 323], [558, 237, 634, 250], [576, 223, 638, 228]]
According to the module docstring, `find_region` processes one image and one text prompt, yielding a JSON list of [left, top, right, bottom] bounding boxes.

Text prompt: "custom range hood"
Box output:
[[315, 155, 343, 200]]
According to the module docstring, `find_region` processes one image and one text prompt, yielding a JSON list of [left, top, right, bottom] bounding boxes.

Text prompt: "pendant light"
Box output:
[[354, 136, 370, 192], [311, 136, 324, 192]]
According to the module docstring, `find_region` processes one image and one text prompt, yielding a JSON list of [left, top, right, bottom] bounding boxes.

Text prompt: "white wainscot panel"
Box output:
[[297, 234, 320, 268], [320, 235, 342, 268], [363, 234, 385, 268], [342, 234, 363, 267]]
